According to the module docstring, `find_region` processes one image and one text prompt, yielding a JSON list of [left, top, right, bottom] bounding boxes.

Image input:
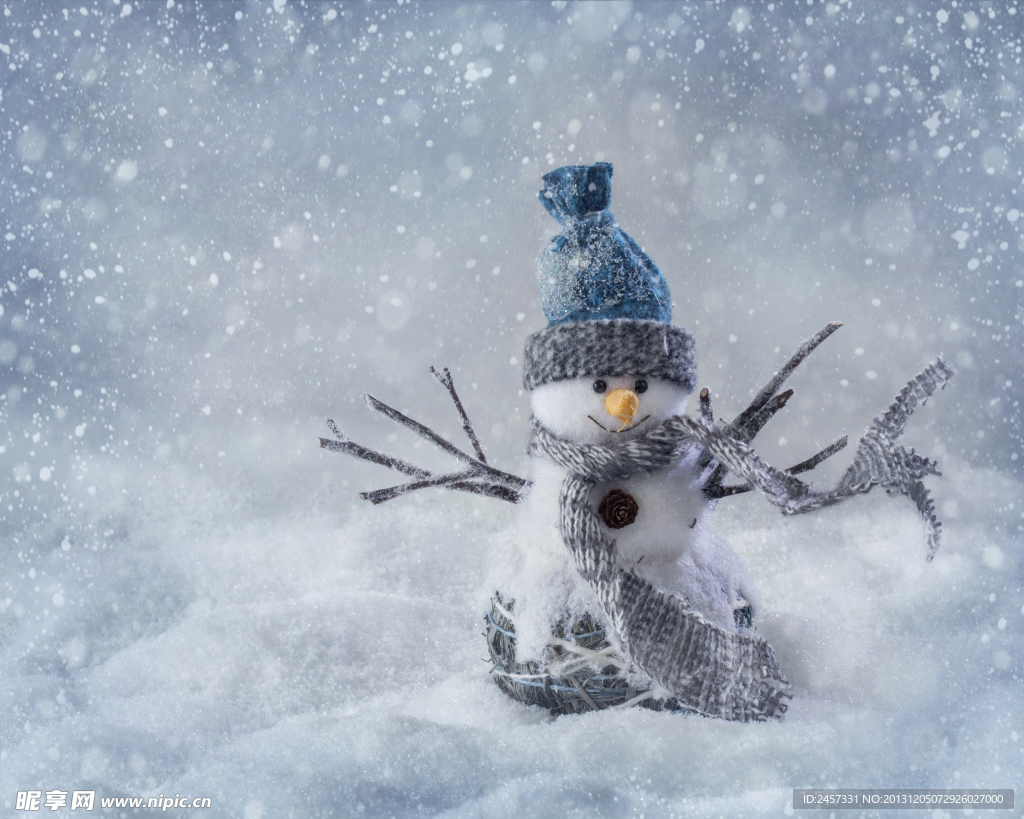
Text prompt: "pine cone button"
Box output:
[[598, 489, 639, 529]]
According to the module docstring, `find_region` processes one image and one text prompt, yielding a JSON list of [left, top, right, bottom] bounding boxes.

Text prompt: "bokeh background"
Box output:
[[1, 2, 1021, 817]]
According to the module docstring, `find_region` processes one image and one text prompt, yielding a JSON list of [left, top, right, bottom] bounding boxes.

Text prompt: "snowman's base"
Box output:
[[485, 593, 697, 716]]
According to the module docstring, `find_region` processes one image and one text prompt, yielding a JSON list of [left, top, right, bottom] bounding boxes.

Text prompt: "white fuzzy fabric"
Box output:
[[530, 374, 688, 446], [503, 375, 760, 660]]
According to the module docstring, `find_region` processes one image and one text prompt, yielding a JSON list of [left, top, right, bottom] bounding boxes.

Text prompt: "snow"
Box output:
[[1, 466, 1020, 816], [1, 2, 1021, 817]]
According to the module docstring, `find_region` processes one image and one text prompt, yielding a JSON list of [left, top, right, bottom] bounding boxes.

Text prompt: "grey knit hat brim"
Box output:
[[522, 319, 697, 392]]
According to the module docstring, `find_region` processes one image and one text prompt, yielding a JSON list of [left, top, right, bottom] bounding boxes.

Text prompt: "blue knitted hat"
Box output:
[[537, 162, 672, 326], [523, 163, 696, 392]]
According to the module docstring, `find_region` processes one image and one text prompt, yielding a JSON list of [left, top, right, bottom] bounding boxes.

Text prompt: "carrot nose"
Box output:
[[605, 389, 639, 430]]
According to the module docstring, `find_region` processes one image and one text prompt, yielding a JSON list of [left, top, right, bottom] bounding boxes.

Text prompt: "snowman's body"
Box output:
[[506, 373, 760, 661]]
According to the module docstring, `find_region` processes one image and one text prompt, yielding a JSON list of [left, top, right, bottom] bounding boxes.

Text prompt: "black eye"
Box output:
[[592, 379, 607, 394], [634, 379, 648, 394]]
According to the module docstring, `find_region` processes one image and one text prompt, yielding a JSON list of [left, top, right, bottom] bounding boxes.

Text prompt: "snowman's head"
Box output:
[[523, 318, 697, 445], [522, 162, 697, 444], [531, 373, 691, 445]]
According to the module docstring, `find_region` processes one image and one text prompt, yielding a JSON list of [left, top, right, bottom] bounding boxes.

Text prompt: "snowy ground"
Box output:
[[1, 447, 1021, 818], [2, 1, 1022, 817]]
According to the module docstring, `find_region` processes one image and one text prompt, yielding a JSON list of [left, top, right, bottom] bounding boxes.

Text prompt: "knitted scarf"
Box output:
[[526, 357, 954, 721], [528, 415, 792, 721]]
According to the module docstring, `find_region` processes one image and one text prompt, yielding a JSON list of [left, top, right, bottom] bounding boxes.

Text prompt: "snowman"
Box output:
[[506, 162, 759, 666], [320, 161, 954, 721]]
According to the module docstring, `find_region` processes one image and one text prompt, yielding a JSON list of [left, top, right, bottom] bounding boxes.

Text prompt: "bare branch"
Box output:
[[326, 418, 345, 440], [317, 435, 431, 479], [364, 392, 475, 465], [786, 435, 848, 476], [699, 387, 713, 425], [361, 471, 470, 499], [361, 476, 523, 505], [363, 393, 528, 490], [449, 483, 523, 504], [704, 390, 794, 490], [701, 323, 842, 499], [359, 471, 472, 504], [430, 365, 488, 463], [731, 321, 842, 432], [477, 465, 527, 490], [320, 368, 529, 508], [697, 388, 718, 473], [738, 389, 793, 443]]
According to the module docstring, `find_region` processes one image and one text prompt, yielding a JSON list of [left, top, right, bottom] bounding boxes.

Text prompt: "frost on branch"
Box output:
[[701, 321, 850, 499], [318, 366, 528, 505]]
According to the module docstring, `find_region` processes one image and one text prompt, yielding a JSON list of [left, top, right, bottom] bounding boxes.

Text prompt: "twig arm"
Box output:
[[317, 428, 431, 480], [320, 367, 529, 506], [359, 472, 525, 505], [731, 321, 842, 432], [364, 393, 476, 465], [430, 365, 488, 463], [363, 392, 528, 490], [739, 389, 793, 443], [702, 323, 841, 498], [360, 472, 475, 503], [692, 359, 953, 558], [786, 435, 848, 476], [698, 387, 713, 425]]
